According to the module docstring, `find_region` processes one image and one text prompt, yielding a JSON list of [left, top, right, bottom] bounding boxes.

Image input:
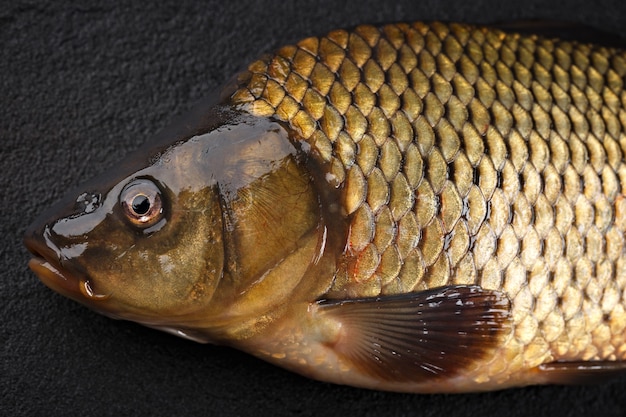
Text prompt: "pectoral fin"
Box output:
[[317, 285, 511, 383], [537, 361, 626, 385]]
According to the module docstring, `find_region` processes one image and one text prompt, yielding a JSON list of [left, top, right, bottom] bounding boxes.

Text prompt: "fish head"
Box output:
[[24, 108, 327, 343]]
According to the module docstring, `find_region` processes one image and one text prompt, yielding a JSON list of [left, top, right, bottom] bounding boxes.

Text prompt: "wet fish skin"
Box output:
[[24, 21, 626, 393]]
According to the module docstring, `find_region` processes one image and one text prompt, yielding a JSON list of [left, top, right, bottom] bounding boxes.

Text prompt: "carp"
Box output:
[[24, 22, 626, 392]]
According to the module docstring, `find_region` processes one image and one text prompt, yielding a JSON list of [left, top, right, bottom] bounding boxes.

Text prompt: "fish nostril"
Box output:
[[75, 192, 101, 214]]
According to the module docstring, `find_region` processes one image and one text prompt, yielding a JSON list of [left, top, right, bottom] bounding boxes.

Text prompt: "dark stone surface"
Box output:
[[3, 1, 626, 416]]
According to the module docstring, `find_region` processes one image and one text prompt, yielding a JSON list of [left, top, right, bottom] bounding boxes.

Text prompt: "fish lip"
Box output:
[[25, 236, 109, 302], [27, 256, 84, 300]]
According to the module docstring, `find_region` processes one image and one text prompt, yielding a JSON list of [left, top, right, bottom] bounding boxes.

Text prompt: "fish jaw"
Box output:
[[24, 225, 113, 315], [28, 258, 101, 301], [26, 251, 217, 341]]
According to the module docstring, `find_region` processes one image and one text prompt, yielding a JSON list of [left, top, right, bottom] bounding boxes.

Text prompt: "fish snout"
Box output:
[[24, 223, 58, 266], [24, 190, 101, 260], [24, 223, 85, 301], [24, 190, 107, 302]]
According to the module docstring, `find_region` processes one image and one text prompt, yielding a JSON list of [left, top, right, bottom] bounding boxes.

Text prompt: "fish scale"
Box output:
[[231, 21, 626, 384]]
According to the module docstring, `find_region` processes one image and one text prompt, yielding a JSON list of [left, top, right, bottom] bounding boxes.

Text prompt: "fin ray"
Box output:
[[317, 285, 511, 383]]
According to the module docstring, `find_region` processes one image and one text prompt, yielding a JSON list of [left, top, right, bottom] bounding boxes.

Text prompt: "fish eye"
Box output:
[[120, 179, 163, 228]]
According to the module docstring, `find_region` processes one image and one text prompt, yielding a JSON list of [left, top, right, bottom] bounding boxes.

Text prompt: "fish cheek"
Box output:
[[84, 187, 225, 320]]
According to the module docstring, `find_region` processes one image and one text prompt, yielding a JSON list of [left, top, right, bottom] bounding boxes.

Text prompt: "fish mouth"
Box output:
[[25, 239, 109, 303]]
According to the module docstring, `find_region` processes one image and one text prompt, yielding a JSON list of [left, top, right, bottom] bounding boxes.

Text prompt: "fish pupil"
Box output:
[[132, 195, 151, 215]]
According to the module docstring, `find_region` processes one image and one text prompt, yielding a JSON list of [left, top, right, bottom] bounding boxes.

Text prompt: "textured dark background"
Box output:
[[4, 1, 626, 416]]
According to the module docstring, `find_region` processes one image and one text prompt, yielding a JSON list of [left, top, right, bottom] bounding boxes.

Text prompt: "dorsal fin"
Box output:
[[490, 20, 626, 48]]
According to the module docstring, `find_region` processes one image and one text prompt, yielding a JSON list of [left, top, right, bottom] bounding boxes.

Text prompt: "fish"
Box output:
[[23, 21, 626, 393]]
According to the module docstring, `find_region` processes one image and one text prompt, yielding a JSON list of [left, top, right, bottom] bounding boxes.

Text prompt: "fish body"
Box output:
[[24, 22, 626, 393]]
